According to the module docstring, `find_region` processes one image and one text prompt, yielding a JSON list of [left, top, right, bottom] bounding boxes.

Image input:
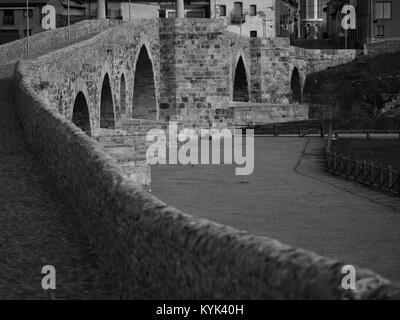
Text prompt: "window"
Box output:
[[232, 2, 245, 23], [23, 9, 33, 18], [250, 5, 257, 16], [234, 2, 243, 15], [219, 5, 226, 17], [250, 30, 257, 38], [3, 10, 14, 25], [186, 10, 204, 18], [167, 11, 176, 19], [375, 25, 385, 37], [375, 2, 391, 19]]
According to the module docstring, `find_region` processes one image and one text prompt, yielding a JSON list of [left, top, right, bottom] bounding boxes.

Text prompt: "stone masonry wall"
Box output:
[[12, 61, 400, 299], [160, 19, 232, 128], [21, 18, 356, 131], [25, 19, 161, 131], [231, 102, 309, 125], [367, 39, 400, 57]]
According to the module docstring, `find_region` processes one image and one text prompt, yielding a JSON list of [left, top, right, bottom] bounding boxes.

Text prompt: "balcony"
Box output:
[[231, 13, 245, 24]]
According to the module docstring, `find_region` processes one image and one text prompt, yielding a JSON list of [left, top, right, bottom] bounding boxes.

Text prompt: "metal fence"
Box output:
[[240, 120, 328, 137], [326, 152, 400, 195], [325, 128, 400, 196]]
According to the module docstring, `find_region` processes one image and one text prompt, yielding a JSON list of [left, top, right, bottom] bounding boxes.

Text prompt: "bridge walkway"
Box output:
[[0, 76, 117, 299]]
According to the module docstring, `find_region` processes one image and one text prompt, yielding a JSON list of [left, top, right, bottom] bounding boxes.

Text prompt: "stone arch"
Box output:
[[120, 74, 127, 116], [291, 67, 302, 103], [132, 44, 158, 120], [100, 73, 115, 129], [233, 56, 250, 102], [72, 91, 91, 136]]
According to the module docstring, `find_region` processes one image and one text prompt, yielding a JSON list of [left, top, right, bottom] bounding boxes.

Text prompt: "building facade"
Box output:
[[357, 0, 400, 44], [0, 0, 301, 45], [0, 0, 45, 44], [326, 0, 400, 49], [299, 0, 328, 39], [214, 0, 276, 38], [0, 0, 86, 45]]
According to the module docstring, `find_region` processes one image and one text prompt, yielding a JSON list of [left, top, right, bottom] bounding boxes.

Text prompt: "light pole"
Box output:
[[129, 0, 131, 21], [370, 0, 374, 42], [68, 0, 71, 40], [26, 0, 29, 57]]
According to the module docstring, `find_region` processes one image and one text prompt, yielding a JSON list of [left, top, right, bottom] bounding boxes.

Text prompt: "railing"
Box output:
[[326, 152, 400, 196], [239, 120, 328, 137], [325, 128, 400, 196], [334, 130, 400, 139]]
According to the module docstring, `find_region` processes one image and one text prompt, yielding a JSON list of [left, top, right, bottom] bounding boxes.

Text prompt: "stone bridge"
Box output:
[[24, 18, 355, 186], [28, 18, 354, 133], [5, 18, 398, 299]]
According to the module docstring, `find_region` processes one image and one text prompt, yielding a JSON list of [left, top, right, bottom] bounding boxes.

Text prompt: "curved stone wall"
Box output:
[[13, 61, 400, 300]]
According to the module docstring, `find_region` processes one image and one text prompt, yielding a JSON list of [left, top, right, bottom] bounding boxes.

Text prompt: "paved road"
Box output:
[[152, 137, 400, 282], [0, 77, 116, 298]]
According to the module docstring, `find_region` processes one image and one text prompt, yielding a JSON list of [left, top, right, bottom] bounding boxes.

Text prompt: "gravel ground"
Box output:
[[0, 77, 118, 299]]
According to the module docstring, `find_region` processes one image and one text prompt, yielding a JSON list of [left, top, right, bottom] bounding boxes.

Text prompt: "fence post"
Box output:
[[333, 152, 337, 174], [273, 123, 278, 137], [366, 131, 370, 139], [347, 156, 350, 178], [326, 152, 329, 170], [398, 171, 400, 195], [354, 159, 361, 181], [379, 164, 383, 190], [388, 166, 392, 193], [320, 122, 324, 138], [370, 162, 374, 186], [363, 160, 366, 183]]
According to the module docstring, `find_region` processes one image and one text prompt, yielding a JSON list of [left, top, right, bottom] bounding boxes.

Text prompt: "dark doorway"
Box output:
[[233, 56, 249, 102], [132, 46, 157, 120], [100, 73, 115, 129], [72, 92, 91, 136], [291, 67, 301, 103]]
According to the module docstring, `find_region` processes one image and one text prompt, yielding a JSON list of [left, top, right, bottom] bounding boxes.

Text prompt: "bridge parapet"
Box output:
[[12, 60, 400, 299], [0, 19, 113, 66]]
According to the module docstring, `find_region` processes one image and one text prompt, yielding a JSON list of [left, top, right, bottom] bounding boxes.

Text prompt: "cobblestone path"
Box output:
[[0, 77, 117, 299], [152, 137, 400, 282]]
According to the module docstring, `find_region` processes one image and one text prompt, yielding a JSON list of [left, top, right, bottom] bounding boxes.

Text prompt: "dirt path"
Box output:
[[152, 137, 400, 282]]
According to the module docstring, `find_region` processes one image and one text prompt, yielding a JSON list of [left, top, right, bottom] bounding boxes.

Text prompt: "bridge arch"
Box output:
[[72, 91, 91, 136], [233, 55, 250, 102], [120, 74, 127, 116], [291, 67, 302, 103], [100, 73, 116, 129], [131, 44, 158, 120]]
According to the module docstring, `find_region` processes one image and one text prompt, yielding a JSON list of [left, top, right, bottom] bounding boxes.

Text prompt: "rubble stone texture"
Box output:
[[8, 18, 397, 299], [13, 60, 400, 300]]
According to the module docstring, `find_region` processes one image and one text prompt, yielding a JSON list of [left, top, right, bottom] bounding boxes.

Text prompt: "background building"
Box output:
[[0, 0, 306, 45], [0, 0, 46, 44], [0, 0, 86, 45], [326, 0, 400, 49], [299, 0, 329, 39], [357, 0, 400, 45]]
